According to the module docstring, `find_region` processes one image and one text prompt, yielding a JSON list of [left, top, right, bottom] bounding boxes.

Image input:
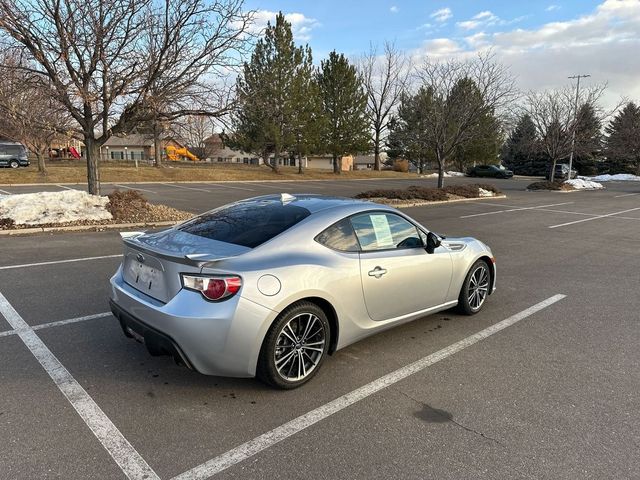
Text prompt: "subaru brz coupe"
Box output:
[[109, 194, 496, 389]]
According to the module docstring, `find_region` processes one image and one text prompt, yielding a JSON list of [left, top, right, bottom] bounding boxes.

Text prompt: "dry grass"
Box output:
[[0, 161, 409, 185]]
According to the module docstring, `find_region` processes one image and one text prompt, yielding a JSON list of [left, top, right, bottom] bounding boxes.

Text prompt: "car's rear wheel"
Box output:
[[257, 301, 330, 389], [457, 260, 490, 315], [9, 160, 19, 169]]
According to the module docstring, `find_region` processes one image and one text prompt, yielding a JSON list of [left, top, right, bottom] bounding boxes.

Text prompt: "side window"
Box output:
[[315, 218, 360, 252], [351, 213, 423, 252]]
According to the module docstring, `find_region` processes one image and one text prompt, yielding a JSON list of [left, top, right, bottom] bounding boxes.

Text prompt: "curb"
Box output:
[[367, 195, 507, 209], [0, 177, 412, 187], [0, 220, 179, 237]]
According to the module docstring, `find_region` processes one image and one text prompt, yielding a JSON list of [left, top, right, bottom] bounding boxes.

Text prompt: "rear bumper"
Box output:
[[109, 266, 277, 377]]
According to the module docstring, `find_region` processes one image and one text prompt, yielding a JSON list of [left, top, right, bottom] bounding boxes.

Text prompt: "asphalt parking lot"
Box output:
[[1, 176, 639, 479]]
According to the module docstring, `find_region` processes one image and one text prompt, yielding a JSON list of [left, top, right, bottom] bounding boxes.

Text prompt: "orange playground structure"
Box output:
[[166, 145, 199, 162]]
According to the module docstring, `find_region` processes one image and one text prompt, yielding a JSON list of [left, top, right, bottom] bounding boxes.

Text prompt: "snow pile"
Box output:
[[0, 190, 112, 225], [581, 173, 640, 182], [478, 188, 495, 197], [422, 171, 465, 178], [565, 179, 604, 190]]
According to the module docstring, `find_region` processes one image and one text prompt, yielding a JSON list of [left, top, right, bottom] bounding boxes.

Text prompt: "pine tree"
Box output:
[[605, 102, 640, 174], [317, 51, 370, 174], [228, 12, 310, 172], [573, 103, 603, 175], [501, 114, 543, 174]]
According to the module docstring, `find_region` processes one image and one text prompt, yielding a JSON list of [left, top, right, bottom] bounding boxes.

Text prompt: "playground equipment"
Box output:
[[166, 145, 199, 162]]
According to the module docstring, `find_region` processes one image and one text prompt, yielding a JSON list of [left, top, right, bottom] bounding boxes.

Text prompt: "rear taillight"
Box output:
[[181, 275, 242, 301]]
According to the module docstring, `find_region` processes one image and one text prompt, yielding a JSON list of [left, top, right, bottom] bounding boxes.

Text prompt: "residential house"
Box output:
[[102, 133, 184, 162], [305, 154, 354, 171], [203, 134, 261, 165]]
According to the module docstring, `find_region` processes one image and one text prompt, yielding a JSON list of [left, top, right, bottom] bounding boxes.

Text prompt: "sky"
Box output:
[[243, 0, 640, 108]]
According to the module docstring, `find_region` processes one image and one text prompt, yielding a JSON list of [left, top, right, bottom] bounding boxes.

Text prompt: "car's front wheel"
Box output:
[[257, 301, 330, 389], [9, 160, 19, 169], [457, 260, 490, 315]]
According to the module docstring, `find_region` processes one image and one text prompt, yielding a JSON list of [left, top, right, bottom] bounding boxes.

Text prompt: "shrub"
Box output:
[[393, 159, 409, 173], [527, 181, 573, 191], [355, 183, 502, 201]]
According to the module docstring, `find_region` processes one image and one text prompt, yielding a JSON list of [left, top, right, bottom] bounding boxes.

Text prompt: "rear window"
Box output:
[[0, 145, 24, 155], [177, 201, 311, 248]]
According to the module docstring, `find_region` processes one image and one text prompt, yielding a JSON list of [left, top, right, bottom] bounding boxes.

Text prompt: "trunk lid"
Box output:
[[121, 228, 250, 303]]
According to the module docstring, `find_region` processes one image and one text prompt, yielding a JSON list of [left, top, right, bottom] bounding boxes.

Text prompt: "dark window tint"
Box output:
[[316, 218, 360, 252], [0, 145, 23, 155], [178, 201, 311, 248], [351, 213, 422, 251]]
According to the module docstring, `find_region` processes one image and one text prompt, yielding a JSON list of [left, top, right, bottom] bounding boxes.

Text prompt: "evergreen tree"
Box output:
[[386, 88, 435, 173], [228, 12, 311, 172], [573, 103, 603, 175], [317, 51, 370, 174], [605, 102, 640, 174], [501, 114, 544, 174]]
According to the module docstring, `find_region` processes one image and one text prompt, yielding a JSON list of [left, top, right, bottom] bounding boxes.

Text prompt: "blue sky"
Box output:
[[243, 0, 640, 106]]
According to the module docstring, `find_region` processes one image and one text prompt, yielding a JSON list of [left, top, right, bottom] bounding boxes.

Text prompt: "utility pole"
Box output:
[[567, 74, 590, 180]]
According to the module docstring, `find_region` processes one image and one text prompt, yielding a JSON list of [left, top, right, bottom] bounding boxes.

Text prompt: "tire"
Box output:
[[257, 301, 330, 389], [9, 160, 19, 169], [457, 260, 491, 315]]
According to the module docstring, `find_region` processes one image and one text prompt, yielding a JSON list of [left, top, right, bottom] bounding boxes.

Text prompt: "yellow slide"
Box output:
[[166, 145, 199, 162]]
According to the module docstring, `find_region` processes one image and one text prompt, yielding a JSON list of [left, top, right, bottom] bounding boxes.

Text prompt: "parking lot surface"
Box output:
[[1, 176, 639, 479]]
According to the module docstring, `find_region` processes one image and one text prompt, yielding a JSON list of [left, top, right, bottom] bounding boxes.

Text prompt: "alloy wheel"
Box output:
[[467, 264, 489, 311], [274, 312, 325, 382]]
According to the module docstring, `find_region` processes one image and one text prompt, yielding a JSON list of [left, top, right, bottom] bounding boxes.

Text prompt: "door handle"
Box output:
[[368, 266, 387, 279]]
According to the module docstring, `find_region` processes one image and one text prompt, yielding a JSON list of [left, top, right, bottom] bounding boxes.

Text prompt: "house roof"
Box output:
[[104, 133, 183, 148]]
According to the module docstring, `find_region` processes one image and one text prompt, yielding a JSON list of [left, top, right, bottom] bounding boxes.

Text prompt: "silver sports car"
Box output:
[[109, 194, 496, 389]]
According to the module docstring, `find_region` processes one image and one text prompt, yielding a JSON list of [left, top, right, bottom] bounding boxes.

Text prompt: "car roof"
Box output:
[[235, 193, 381, 215]]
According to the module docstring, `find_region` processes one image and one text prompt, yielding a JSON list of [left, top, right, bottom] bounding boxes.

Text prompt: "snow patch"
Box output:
[[421, 171, 465, 178], [565, 179, 604, 190], [478, 188, 495, 197], [0, 190, 112, 225], [580, 174, 640, 182]]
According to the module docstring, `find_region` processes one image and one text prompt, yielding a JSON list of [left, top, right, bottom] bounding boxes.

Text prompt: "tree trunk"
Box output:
[[272, 147, 280, 174], [84, 135, 100, 195], [36, 151, 47, 175], [550, 158, 557, 182], [332, 153, 340, 174], [436, 151, 445, 188], [298, 150, 303, 174], [374, 131, 381, 171], [154, 122, 162, 167]]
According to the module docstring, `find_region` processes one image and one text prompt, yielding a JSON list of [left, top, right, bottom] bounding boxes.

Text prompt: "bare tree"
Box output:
[[522, 84, 607, 181], [0, 50, 71, 174], [359, 41, 410, 171], [172, 115, 217, 159], [413, 52, 517, 187], [0, 0, 251, 194]]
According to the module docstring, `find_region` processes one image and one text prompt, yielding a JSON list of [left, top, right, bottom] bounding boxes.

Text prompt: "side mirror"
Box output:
[[426, 231, 442, 254]]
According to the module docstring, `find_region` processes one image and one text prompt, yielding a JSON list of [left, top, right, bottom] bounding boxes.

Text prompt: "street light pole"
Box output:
[[567, 74, 590, 180]]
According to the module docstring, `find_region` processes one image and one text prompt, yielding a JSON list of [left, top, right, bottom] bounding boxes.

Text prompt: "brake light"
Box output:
[[181, 275, 242, 301]]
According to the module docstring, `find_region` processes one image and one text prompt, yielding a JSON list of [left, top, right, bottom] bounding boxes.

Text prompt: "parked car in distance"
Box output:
[[467, 164, 513, 178], [0, 142, 30, 168], [546, 163, 577, 180], [110, 194, 496, 389]]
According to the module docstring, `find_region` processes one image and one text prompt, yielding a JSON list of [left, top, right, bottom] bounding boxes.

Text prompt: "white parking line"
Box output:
[[56, 184, 76, 190], [0, 188, 12, 195], [460, 202, 574, 218], [162, 183, 214, 193], [0, 312, 111, 339], [614, 193, 640, 198], [548, 207, 640, 229], [113, 184, 157, 194], [0, 292, 159, 480], [212, 183, 255, 192], [172, 294, 566, 480], [0, 254, 121, 271]]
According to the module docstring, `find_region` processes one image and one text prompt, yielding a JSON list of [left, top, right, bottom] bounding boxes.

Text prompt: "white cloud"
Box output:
[[390, 5, 399, 13], [414, 0, 640, 108], [546, 5, 561, 12], [456, 10, 522, 30], [250, 10, 320, 42], [430, 7, 453, 23]]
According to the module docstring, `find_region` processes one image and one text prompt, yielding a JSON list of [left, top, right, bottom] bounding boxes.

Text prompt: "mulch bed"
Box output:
[[355, 183, 502, 203], [526, 181, 575, 191]]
